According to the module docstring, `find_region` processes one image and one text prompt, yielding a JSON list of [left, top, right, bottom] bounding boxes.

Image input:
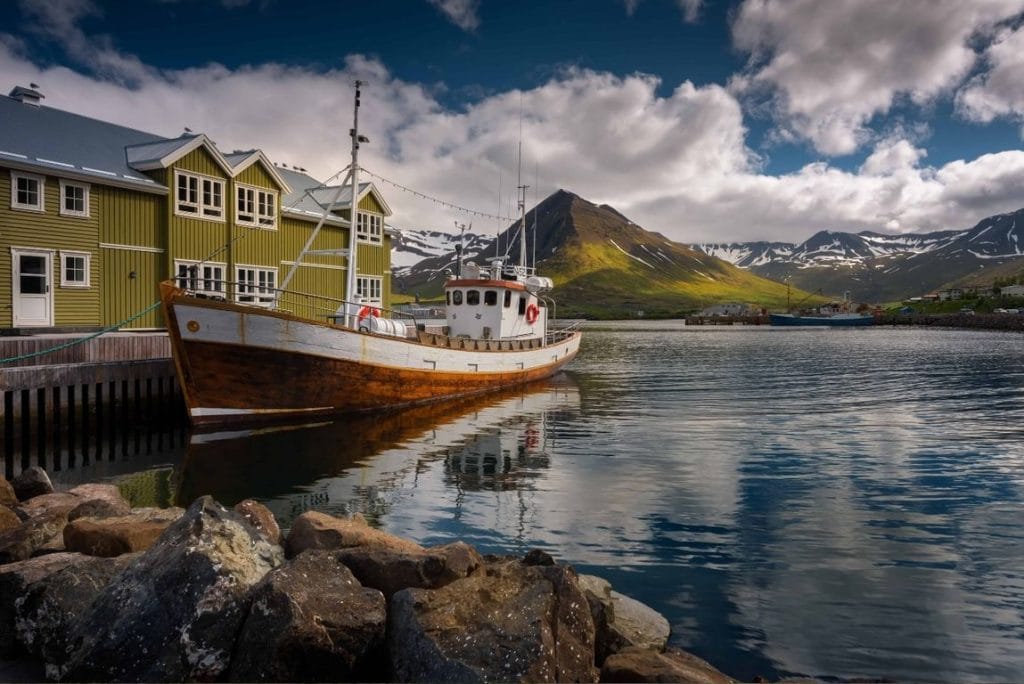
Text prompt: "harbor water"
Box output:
[[39, 322, 1024, 682]]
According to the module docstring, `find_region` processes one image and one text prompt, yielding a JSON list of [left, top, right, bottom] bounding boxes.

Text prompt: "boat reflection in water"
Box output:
[[175, 376, 581, 533]]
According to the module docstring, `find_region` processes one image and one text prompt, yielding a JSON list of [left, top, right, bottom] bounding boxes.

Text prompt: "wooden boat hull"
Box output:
[[160, 283, 581, 427]]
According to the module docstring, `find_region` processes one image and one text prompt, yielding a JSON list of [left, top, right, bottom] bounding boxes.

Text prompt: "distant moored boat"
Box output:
[[769, 312, 875, 327]]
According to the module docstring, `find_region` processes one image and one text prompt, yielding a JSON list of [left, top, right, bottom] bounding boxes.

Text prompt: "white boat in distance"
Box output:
[[162, 83, 582, 428]]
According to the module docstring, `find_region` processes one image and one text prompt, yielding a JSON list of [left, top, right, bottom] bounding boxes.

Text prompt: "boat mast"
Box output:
[[516, 143, 528, 271], [345, 80, 366, 328]]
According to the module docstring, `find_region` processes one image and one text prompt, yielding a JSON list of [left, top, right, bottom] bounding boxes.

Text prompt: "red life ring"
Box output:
[[525, 303, 539, 324], [357, 305, 379, 324]]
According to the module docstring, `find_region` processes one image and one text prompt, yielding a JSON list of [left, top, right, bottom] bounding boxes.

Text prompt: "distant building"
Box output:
[[700, 302, 752, 317], [1001, 285, 1024, 296], [1, 84, 394, 331]]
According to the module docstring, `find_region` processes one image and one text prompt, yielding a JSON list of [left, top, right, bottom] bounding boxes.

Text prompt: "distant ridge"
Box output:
[[694, 208, 1024, 301]]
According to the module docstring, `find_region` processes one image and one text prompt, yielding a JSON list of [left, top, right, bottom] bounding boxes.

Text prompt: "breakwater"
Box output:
[[0, 466, 736, 683]]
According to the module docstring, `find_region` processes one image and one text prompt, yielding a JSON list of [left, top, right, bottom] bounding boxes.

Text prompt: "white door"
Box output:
[[12, 248, 53, 327]]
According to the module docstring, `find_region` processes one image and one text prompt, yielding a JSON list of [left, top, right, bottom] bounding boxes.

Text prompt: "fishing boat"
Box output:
[[161, 83, 582, 428], [769, 312, 875, 326]]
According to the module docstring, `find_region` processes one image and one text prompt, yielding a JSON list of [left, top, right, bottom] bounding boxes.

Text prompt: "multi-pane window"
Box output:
[[237, 266, 276, 306], [11, 172, 43, 211], [60, 251, 90, 288], [356, 212, 383, 244], [60, 181, 89, 217], [175, 260, 225, 296], [175, 171, 224, 220], [356, 276, 383, 305], [236, 185, 277, 229]]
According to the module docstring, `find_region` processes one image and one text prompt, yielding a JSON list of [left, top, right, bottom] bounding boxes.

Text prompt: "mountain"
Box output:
[[394, 190, 800, 318], [391, 228, 490, 275], [694, 208, 1024, 302]]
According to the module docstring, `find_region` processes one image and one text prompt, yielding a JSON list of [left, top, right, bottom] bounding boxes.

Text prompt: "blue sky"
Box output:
[[1, 0, 1023, 242]]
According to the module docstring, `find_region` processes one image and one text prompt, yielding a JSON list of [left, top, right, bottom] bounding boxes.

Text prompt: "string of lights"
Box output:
[[360, 168, 518, 223]]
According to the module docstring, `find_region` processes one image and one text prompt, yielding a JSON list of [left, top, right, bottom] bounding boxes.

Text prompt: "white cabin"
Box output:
[[444, 260, 553, 341]]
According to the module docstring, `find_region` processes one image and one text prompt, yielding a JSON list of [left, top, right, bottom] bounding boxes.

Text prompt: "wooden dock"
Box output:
[[1, 333, 184, 479]]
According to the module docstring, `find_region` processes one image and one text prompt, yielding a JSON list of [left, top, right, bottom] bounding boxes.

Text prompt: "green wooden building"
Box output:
[[1, 85, 393, 332]]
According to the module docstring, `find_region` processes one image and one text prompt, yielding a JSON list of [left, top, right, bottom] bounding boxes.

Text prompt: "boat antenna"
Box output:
[[516, 97, 528, 271], [455, 221, 466, 277], [532, 162, 538, 269], [344, 80, 368, 328], [496, 169, 502, 260]]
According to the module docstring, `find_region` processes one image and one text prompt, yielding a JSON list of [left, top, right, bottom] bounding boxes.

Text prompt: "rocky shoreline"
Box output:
[[0, 466, 737, 683]]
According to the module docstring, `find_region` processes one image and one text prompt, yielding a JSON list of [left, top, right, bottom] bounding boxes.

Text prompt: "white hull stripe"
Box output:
[[191, 406, 334, 417]]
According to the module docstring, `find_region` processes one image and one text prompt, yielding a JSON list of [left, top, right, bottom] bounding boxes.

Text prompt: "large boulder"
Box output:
[[62, 507, 184, 558], [10, 468, 53, 502], [57, 496, 283, 682], [0, 508, 72, 564], [67, 498, 130, 521], [0, 507, 20, 534], [0, 553, 91, 657], [336, 541, 483, 600], [233, 499, 281, 545], [230, 550, 387, 682], [286, 511, 423, 557], [579, 574, 670, 664], [599, 646, 735, 683], [0, 478, 17, 507], [14, 553, 139, 678], [389, 558, 598, 683]]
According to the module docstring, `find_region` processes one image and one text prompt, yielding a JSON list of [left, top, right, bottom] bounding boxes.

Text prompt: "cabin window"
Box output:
[[236, 184, 277, 229], [467, 290, 480, 306], [446, 291, 451, 305], [60, 251, 90, 288], [452, 290, 463, 305], [484, 290, 497, 306], [175, 171, 225, 221], [237, 266, 277, 306], [356, 212, 383, 244], [176, 260, 225, 296], [11, 171, 44, 211], [519, 296, 527, 315], [59, 180, 90, 217], [356, 275, 383, 306], [504, 290, 512, 307]]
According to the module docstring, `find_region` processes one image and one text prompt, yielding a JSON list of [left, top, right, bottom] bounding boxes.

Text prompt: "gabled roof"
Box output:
[[278, 167, 349, 226], [125, 133, 233, 175], [224, 149, 292, 194], [0, 91, 166, 193], [299, 179, 392, 217]]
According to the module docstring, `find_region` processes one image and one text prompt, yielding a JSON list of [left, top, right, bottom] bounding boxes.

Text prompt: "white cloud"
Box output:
[[731, 0, 1024, 156], [2, 11, 1024, 247], [623, 0, 704, 22], [427, 0, 481, 32], [956, 24, 1024, 131]]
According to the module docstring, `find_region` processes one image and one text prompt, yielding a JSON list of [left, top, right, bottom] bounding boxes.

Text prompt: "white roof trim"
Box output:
[[129, 134, 234, 175], [357, 182, 393, 217], [282, 205, 350, 227], [0, 157, 168, 195]]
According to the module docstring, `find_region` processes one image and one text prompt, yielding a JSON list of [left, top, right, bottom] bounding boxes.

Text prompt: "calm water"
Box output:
[[59, 323, 1024, 681]]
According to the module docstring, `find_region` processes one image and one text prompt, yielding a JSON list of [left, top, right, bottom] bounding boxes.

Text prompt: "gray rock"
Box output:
[[0, 508, 72, 565], [67, 499, 129, 522], [230, 550, 387, 682], [58, 496, 283, 682], [0, 553, 90, 658], [336, 541, 483, 600], [388, 558, 598, 683], [10, 468, 53, 502], [17, 494, 81, 519], [66, 484, 129, 512], [14, 554, 138, 676], [599, 645, 736, 683], [579, 574, 670, 663]]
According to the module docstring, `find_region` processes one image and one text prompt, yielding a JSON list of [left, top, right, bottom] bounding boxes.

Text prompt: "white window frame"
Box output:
[[174, 170, 225, 221], [59, 180, 90, 218], [356, 212, 383, 244], [236, 265, 277, 307], [174, 259, 226, 297], [235, 184, 277, 230], [356, 275, 383, 306], [11, 171, 44, 212], [59, 250, 91, 288]]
